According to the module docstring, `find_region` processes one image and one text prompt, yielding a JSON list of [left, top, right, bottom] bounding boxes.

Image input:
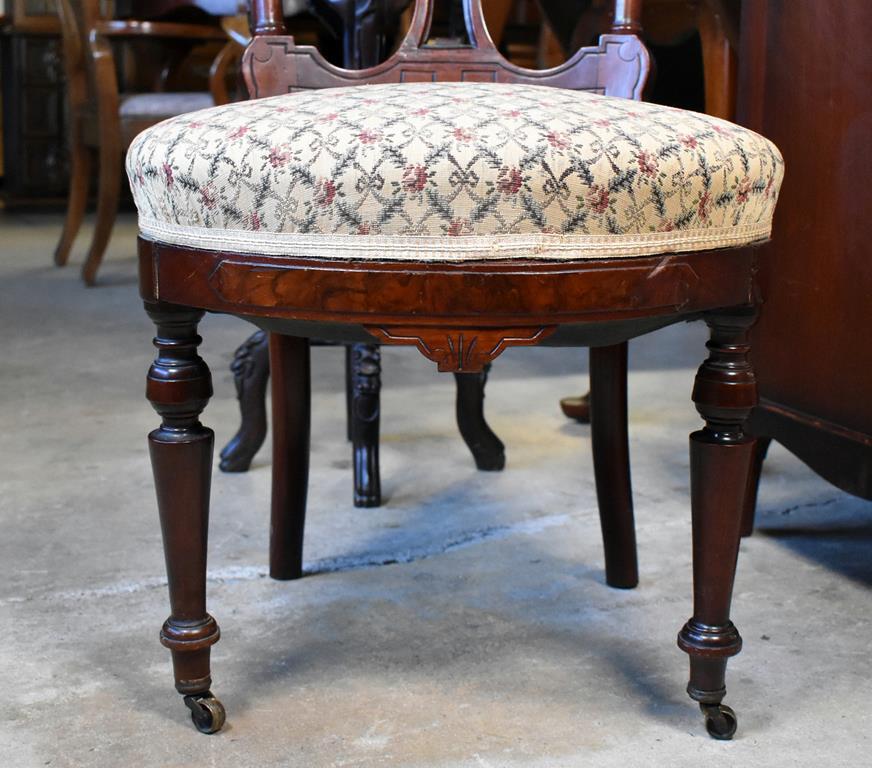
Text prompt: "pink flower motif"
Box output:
[[765, 176, 775, 198], [447, 218, 470, 236], [315, 179, 336, 207], [402, 165, 428, 193], [698, 191, 711, 220], [497, 167, 523, 195], [163, 163, 174, 188], [133, 163, 144, 186], [636, 151, 657, 178], [228, 126, 250, 140], [188, 121, 203, 129], [713, 125, 731, 136], [320, 112, 339, 122], [357, 223, 371, 234], [199, 186, 216, 209], [658, 220, 675, 232], [453, 128, 474, 143], [586, 184, 610, 214], [358, 129, 381, 144], [505, 109, 522, 118], [593, 118, 611, 128], [269, 145, 290, 168], [681, 135, 699, 149], [411, 108, 430, 116], [247, 212, 261, 231], [547, 131, 570, 149], [736, 177, 751, 203]]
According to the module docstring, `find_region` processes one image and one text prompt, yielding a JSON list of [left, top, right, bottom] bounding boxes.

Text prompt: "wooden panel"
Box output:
[[737, 0, 872, 437]]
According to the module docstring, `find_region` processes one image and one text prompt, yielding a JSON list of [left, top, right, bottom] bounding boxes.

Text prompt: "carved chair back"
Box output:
[[243, 0, 648, 100]]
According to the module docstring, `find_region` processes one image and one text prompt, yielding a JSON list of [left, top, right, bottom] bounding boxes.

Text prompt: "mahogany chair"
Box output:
[[129, 0, 783, 739], [54, 0, 233, 285]]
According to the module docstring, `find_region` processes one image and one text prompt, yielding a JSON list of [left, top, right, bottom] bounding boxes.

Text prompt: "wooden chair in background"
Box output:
[[54, 0, 234, 285]]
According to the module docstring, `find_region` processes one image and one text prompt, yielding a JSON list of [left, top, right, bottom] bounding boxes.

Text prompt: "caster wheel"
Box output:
[[700, 703, 737, 741], [184, 692, 226, 734]]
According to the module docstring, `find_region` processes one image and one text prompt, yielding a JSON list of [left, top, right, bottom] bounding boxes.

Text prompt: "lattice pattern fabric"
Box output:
[[127, 82, 783, 261]]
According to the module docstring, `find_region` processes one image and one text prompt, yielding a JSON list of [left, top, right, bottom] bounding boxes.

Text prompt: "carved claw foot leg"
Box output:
[[269, 334, 311, 580], [220, 330, 270, 472], [454, 363, 505, 471], [678, 308, 758, 740], [145, 302, 223, 733], [351, 343, 381, 507], [590, 342, 638, 589], [559, 391, 591, 424]]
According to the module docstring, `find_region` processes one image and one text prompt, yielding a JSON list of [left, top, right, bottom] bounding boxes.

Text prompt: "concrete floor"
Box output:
[[1, 212, 870, 768]]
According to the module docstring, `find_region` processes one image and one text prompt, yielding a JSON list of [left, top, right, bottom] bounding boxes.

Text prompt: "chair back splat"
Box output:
[[244, 0, 650, 100]]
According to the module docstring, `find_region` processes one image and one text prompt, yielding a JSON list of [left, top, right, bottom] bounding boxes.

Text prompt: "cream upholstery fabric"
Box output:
[[127, 82, 783, 261]]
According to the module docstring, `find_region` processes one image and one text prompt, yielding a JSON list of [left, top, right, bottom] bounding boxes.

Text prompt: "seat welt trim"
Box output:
[[139, 217, 772, 261]]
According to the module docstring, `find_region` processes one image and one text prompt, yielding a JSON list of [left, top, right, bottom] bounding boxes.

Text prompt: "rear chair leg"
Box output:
[[269, 334, 311, 580], [590, 342, 638, 589], [678, 308, 758, 740], [145, 302, 224, 734]]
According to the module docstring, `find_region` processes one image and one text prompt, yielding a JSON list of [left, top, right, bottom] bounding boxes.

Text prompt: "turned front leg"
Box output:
[[678, 308, 758, 740], [145, 302, 224, 734]]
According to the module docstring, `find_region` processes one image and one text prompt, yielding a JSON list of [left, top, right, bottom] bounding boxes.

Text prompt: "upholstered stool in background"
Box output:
[[129, 0, 782, 739]]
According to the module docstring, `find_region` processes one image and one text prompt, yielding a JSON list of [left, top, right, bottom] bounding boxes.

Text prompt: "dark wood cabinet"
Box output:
[[1, 3, 70, 206], [738, 0, 872, 499]]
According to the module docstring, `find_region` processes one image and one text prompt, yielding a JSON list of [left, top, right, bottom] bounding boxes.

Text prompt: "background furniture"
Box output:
[[737, 0, 872, 525], [134, 0, 782, 738], [54, 0, 232, 285], [1, 0, 69, 207], [220, 0, 506, 512]]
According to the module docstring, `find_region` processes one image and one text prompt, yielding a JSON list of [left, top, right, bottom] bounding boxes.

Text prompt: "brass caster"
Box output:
[[184, 692, 226, 734], [700, 702, 737, 740]]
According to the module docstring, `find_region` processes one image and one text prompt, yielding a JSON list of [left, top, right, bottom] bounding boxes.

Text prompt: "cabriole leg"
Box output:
[[351, 343, 381, 507], [454, 363, 506, 471], [219, 330, 270, 472], [145, 302, 224, 734], [678, 308, 758, 740]]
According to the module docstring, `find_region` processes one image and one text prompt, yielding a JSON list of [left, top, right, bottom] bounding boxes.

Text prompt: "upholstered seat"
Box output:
[[127, 81, 783, 261]]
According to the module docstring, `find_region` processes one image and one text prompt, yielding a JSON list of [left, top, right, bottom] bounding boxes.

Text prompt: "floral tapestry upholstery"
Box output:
[[127, 82, 784, 261]]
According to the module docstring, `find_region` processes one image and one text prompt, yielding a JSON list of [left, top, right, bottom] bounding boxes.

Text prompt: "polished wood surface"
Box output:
[[737, 0, 872, 503]]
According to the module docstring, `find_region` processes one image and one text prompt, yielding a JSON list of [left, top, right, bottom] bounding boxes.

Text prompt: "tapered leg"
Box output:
[[590, 342, 638, 588], [81, 137, 121, 286], [54, 127, 91, 267], [219, 330, 270, 472], [454, 363, 505, 471], [678, 308, 758, 740], [739, 436, 771, 537], [351, 343, 381, 507], [145, 302, 224, 734], [269, 334, 311, 580]]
